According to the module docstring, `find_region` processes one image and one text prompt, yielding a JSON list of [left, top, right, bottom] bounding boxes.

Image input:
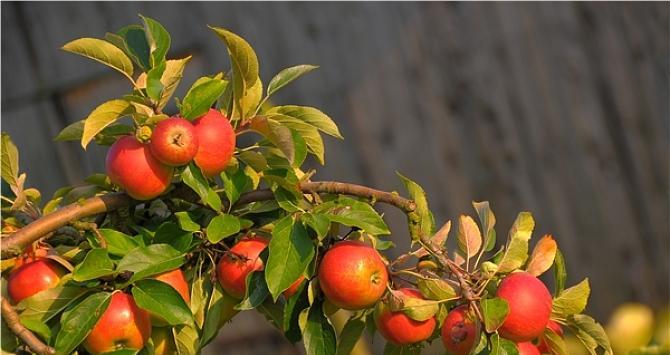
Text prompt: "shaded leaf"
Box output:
[[417, 278, 457, 301], [182, 163, 222, 211], [569, 314, 613, 355], [16, 286, 87, 322], [116, 244, 185, 283], [473, 200, 497, 252], [553, 249, 567, 296], [140, 15, 170, 67], [488, 333, 519, 355], [145, 60, 166, 101], [118, 25, 151, 70], [250, 116, 295, 164], [313, 196, 390, 235], [99, 229, 141, 256], [54, 292, 112, 355], [180, 78, 227, 120], [526, 234, 557, 277], [336, 314, 366, 355], [235, 271, 270, 310], [300, 300, 336, 355]]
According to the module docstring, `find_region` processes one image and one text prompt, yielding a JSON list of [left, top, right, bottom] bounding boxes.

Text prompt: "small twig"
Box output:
[[1, 298, 55, 355]]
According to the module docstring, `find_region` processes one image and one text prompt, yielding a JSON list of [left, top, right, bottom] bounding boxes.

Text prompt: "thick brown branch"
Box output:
[[1, 193, 132, 259], [235, 181, 417, 212], [1, 298, 55, 354]]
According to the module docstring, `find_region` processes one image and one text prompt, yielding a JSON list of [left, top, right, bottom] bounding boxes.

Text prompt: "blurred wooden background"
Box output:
[[2, 2, 668, 354]]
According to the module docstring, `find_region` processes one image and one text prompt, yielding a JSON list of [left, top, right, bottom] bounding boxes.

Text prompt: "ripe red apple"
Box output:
[[7, 258, 66, 303], [536, 320, 563, 353], [318, 240, 388, 310], [375, 288, 437, 345], [154, 268, 190, 303], [517, 342, 541, 355], [496, 272, 552, 342], [149, 117, 199, 166], [83, 292, 151, 354], [192, 109, 236, 177], [106, 136, 174, 200], [283, 276, 305, 298], [441, 305, 479, 355], [217, 236, 269, 299]]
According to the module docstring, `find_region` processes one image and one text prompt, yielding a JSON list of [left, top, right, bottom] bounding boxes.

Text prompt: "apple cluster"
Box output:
[[106, 109, 236, 200]]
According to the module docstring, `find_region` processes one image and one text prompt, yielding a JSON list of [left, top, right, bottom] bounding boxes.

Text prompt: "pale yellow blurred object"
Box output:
[[654, 306, 670, 348], [606, 303, 654, 355], [565, 335, 590, 355]]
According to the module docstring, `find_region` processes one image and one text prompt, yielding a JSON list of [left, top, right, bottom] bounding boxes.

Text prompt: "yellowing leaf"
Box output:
[[62, 38, 134, 80], [1, 133, 19, 188], [497, 212, 535, 273], [432, 220, 451, 247], [157, 56, 191, 110], [552, 279, 590, 317], [81, 100, 134, 149], [526, 234, 558, 276], [457, 215, 482, 260]]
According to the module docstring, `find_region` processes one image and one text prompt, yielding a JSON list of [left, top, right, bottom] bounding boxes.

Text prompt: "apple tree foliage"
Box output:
[[1, 16, 613, 355]]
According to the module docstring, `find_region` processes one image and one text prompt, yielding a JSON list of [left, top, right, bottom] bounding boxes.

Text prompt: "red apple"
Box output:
[[7, 258, 66, 304], [375, 288, 437, 345], [192, 109, 236, 177], [318, 240, 388, 310], [536, 320, 563, 353], [283, 276, 305, 298], [496, 272, 552, 342], [517, 342, 541, 355], [154, 268, 190, 303], [106, 136, 173, 200], [441, 305, 479, 355], [83, 292, 151, 354], [217, 237, 269, 299], [149, 117, 199, 166]]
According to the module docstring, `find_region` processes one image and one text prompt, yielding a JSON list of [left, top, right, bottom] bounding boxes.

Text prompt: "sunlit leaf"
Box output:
[[80, 99, 134, 149], [62, 38, 134, 79], [552, 279, 590, 317], [267, 65, 318, 97], [457, 215, 482, 260], [526, 234, 557, 277], [497, 212, 534, 273]]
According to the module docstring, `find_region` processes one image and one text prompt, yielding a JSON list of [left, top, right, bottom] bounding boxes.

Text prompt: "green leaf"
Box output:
[[132, 279, 193, 325], [273, 186, 302, 212], [552, 279, 590, 317], [140, 15, 170, 67], [313, 196, 390, 235], [235, 271, 270, 310], [267, 106, 342, 139], [20, 317, 52, 344], [568, 314, 613, 355], [497, 212, 534, 273], [383, 343, 422, 355], [488, 333, 519, 355], [180, 78, 227, 120], [416, 278, 457, 301], [62, 38, 134, 79], [266, 216, 315, 300], [398, 295, 439, 322], [182, 163, 222, 211], [116, 244, 185, 283], [397, 172, 434, 240], [267, 65, 318, 97], [250, 116, 295, 164], [301, 213, 331, 240], [157, 56, 191, 110], [336, 314, 366, 355], [220, 166, 254, 205], [118, 25, 151, 70], [271, 116, 325, 164], [80, 99, 134, 149], [1, 133, 19, 188], [54, 292, 112, 355], [174, 211, 200, 232], [553, 249, 567, 296], [16, 286, 87, 322], [173, 324, 199, 355], [72, 249, 115, 281], [200, 283, 238, 347], [206, 214, 241, 243], [543, 328, 568, 355], [473, 201, 497, 252], [145, 60, 166, 101], [283, 281, 310, 343], [457, 215, 483, 260], [481, 297, 509, 333], [209, 27, 259, 120], [154, 222, 193, 253], [99, 229, 141, 256], [300, 300, 336, 355]]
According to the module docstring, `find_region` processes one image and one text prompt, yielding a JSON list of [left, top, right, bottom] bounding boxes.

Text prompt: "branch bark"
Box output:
[[1, 298, 55, 354]]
